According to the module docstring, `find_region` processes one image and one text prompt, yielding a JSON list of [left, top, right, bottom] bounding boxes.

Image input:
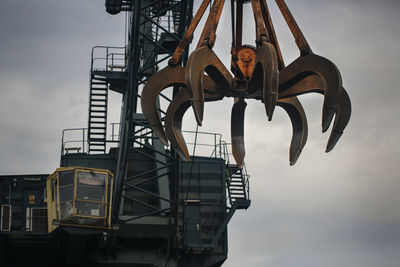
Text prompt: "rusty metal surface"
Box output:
[[274, 0, 312, 55], [260, 0, 285, 70], [236, 46, 256, 79], [169, 0, 211, 65], [196, 0, 225, 48], [140, 0, 352, 167], [251, 0, 270, 44]]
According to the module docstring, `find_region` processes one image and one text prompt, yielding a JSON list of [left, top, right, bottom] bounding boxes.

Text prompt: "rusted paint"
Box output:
[[236, 46, 256, 79]]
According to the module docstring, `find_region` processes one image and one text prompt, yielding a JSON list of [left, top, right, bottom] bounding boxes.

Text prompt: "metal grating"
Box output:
[[1, 205, 12, 231], [30, 208, 48, 232]]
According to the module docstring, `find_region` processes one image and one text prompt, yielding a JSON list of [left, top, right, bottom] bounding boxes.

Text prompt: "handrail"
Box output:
[[110, 123, 120, 141], [61, 128, 87, 158], [181, 130, 223, 159], [60, 124, 250, 201], [90, 46, 127, 73], [242, 162, 250, 200], [60, 124, 230, 160], [60, 124, 244, 170]]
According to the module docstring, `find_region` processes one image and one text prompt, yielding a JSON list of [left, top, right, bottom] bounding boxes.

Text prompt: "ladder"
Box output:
[[88, 74, 108, 154], [226, 164, 250, 209]]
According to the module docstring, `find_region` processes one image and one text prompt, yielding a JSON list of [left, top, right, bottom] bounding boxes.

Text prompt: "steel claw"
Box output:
[[164, 87, 192, 161], [230, 95, 307, 167], [231, 99, 247, 168], [186, 46, 233, 126], [276, 97, 308, 165], [248, 41, 279, 121], [279, 73, 351, 153], [165, 77, 223, 161], [326, 87, 351, 152], [279, 53, 343, 132], [141, 65, 186, 146], [278, 73, 324, 98]]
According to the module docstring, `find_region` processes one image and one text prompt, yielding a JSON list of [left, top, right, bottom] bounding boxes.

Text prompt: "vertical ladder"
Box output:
[[88, 75, 108, 154], [172, 3, 182, 30]]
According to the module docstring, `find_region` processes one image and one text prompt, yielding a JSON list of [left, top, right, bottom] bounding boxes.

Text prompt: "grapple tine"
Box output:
[[279, 53, 343, 132], [141, 65, 185, 146], [248, 41, 279, 120], [279, 74, 351, 154], [165, 76, 223, 161], [277, 97, 308, 165], [326, 88, 351, 152], [165, 87, 192, 161], [278, 73, 324, 99], [186, 46, 233, 125], [231, 99, 247, 168]]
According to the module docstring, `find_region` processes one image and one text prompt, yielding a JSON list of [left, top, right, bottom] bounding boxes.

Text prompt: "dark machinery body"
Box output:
[[0, 149, 248, 266]]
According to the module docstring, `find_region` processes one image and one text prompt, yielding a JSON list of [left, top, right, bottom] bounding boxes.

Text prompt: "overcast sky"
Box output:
[[1, 0, 400, 266]]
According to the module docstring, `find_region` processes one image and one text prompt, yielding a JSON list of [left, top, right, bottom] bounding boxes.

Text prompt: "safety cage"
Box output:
[[45, 167, 113, 233]]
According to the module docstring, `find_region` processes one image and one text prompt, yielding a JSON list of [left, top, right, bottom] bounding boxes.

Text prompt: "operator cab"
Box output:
[[45, 167, 113, 233]]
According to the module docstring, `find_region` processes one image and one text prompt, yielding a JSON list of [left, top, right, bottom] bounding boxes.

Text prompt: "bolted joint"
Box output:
[[168, 58, 179, 66], [256, 35, 269, 47], [300, 46, 312, 56], [169, 48, 185, 66]]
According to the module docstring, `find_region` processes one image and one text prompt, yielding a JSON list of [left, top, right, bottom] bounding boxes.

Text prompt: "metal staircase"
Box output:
[[201, 163, 250, 250], [87, 46, 127, 154], [226, 164, 250, 209], [88, 74, 108, 154]]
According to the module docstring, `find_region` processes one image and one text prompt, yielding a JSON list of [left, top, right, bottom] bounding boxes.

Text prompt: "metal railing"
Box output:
[[91, 46, 127, 73], [241, 162, 251, 202], [60, 122, 250, 199], [61, 126, 120, 157], [60, 123, 246, 165], [61, 128, 88, 156], [108, 121, 229, 160], [110, 123, 121, 141], [221, 141, 250, 204], [178, 130, 223, 159]]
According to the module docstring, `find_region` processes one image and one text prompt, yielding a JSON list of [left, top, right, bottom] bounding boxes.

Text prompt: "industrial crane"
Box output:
[[0, 0, 350, 266]]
